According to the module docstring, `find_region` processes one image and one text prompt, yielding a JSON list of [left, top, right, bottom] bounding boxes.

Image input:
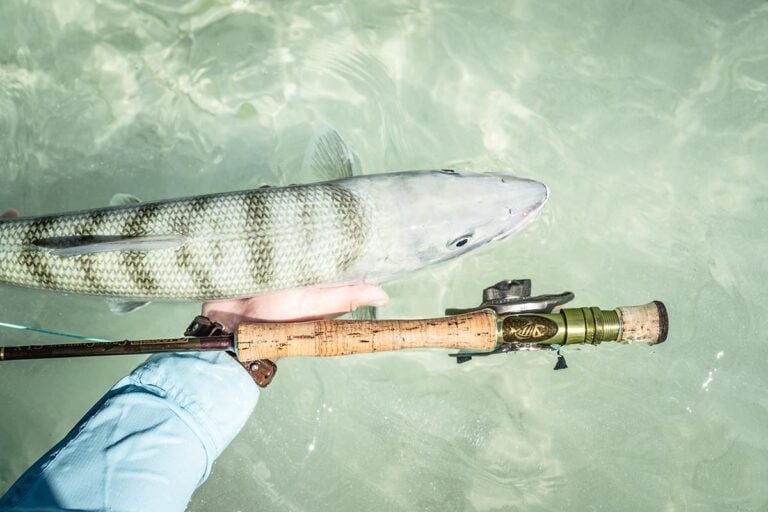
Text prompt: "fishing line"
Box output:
[[0, 320, 111, 342]]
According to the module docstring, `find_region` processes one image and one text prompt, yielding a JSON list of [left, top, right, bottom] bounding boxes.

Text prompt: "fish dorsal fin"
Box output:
[[107, 299, 151, 314], [110, 193, 142, 206], [33, 235, 186, 257], [302, 126, 360, 181]]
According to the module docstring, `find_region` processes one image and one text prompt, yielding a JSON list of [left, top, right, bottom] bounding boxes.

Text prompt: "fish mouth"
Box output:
[[493, 180, 549, 242], [494, 206, 545, 241]]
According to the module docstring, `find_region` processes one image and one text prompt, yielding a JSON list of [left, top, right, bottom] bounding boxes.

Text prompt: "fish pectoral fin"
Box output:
[[33, 235, 187, 257], [107, 299, 151, 314], [303, 125, 360, 181], [109, 193, 142, 206], [347, 305, 378, 320]]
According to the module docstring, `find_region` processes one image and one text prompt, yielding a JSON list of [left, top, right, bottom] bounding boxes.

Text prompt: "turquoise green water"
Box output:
[[1, 1, 767, 510]]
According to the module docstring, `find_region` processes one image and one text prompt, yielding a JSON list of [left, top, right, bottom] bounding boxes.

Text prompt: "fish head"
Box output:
[[344, 170, 549, 282]]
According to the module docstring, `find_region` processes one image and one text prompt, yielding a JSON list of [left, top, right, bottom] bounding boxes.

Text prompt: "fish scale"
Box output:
[[0, 184, 370, 300]]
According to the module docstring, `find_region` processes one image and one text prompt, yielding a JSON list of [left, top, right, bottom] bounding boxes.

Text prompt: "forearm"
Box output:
[[0, 352, 259, 512]]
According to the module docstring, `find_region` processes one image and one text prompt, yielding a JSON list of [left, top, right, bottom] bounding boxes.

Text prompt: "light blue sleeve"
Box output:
[[0, 351, 260, 512]]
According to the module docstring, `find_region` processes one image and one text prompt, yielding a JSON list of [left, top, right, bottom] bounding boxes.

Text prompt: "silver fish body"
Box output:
[[0, 171, 548, 301]]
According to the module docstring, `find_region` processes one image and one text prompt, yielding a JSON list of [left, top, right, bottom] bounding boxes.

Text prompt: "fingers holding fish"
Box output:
[[201, 283, 389, 332]]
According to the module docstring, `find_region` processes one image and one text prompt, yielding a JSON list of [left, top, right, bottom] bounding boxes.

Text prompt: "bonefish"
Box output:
[[0, 170, 547, 311]]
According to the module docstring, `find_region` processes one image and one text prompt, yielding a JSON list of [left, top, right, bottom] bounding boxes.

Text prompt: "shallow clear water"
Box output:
[[1, 0, 767, 510]]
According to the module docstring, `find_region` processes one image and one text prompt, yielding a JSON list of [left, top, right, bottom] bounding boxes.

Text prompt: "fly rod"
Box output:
[[0, 279, 668, 386]]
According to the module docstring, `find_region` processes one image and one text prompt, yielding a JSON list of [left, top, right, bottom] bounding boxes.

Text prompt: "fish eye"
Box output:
[[447, 233, 473, 250]]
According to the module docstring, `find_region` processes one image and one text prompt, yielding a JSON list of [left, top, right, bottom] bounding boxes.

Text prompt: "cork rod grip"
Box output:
[[617, 301, 669, 345], [235, 310, 498, 361]]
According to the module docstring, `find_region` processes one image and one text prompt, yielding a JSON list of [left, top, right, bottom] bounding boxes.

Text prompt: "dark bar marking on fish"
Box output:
[[328, 185, 348, 276], [208, 197, 225, 234], [70, 213, 92, 238], [87, 211, 109, 233], [190, 195, 214, 220], [76, 210, 110, 243], [211, 240, 224, 266], [175, 243, 218, 299], [80, 253, 109, 295], [18, 251, 57, 289], [327, 185, 367, 275], [174, 244, 195, 292], [79, 210, 110, 295], [121, 203, 167, 297], [27, 217, 56, 242], [207, 238, 226, 298], [246, 191, 274, 288], [123, 250, 160, 297], [25, 217, 58, 288], [187, 195, 221, 297], [293, 188, 316, 287], [124, 204, 161, 238], [180, 196, 209, 239], [194, 245, 220, 298]]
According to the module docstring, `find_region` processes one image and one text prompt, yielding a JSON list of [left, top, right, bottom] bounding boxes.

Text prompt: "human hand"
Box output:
[[107, 286, 389, 506], [202, 284, 389, 332], [1, 209, 18, 218]]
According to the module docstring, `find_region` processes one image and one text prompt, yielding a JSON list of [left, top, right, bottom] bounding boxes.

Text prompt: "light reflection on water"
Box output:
[[1, 1, 768, 510]]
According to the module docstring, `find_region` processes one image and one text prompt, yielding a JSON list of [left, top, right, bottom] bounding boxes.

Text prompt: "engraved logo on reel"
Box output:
[[502, 316, 558, 343]]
